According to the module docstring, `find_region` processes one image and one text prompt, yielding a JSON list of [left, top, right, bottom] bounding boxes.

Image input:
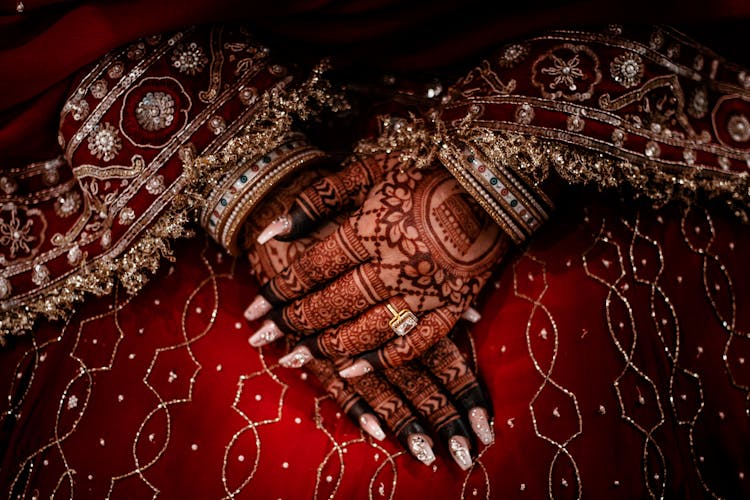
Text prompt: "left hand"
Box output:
[[246, 155, 509, 374]]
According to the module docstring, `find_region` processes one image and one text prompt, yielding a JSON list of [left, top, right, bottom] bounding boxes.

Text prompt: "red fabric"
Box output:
[[1, 195, 748, 498]]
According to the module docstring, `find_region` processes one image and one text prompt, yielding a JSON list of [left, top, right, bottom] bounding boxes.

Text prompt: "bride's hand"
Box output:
[[242, 171, 494, 468], [246, 158, 508, 374]]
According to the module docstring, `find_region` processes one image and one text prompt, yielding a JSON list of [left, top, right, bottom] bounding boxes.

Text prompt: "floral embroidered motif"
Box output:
[[542, 54, 584, 91], [31, 263, 50, 285], [567, 114, 585, 132], [135, 91, 176, 131], [87, 123, 122, 162], [54, 191, 82, 218], [0, 208, 35, 258], [127, 42, 146, 61], [688, 88, 709, 119], [171, 42, 208, 75], [498, 44, 528, 68], [146, 175, 166, 195], [208, 115, 226, 135], [91, 79, 108, 99], [118, 207, 136, 225], [515, 103, 534, 125], [66, 99, 90, 121], [532, 44, 601, 101], [610, 53, 644, 89], [0, 177, 17, 195], [108, 62, 125, 79]]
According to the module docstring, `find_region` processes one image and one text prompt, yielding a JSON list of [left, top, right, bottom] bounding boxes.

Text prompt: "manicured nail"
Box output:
[[244, 295, 272, 321], [339, 359, 373, 378], [407, 434, 436, 466], [462, 307, 482, 323], [359, 414, 386, 441], [257, 215, 291, 245], [279, 346, 313, 368], [449, 436, 472, 470], [469, 407, 494, 445], [248, 320, 283, 347]]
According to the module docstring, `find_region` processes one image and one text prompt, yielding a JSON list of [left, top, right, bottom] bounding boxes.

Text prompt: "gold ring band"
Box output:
[[386, 303, 418, 336]]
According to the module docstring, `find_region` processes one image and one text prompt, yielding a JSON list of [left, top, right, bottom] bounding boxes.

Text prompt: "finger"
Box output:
[[305, 358, 386, 441], [268, 155, 386, 242], [269, 262, 390, 335], [385, 363, 473, 471], [308, 296, 412, 360], [349, 371, 436, 466], [421, 337, 494, 445], [340, 306, 460, 374], [258, 220, 370, 305], [248, 319, 285, 347]]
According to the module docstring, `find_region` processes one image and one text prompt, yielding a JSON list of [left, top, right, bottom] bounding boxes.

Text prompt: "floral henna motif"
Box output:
[[260, 163, 507, 358]]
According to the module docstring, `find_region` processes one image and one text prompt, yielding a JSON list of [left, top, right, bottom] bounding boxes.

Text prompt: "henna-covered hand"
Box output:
[[247, 156, 509, 372], [242, 169, 495, 468]]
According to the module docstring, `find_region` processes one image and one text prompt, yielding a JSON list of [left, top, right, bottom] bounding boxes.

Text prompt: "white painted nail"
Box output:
[[248, 320, 283, 347], [449, 435, 472, 470], [244, 295, 271, 321], [469, 407, 494, 445], [257, 215, 292, 245], [359, 414, 386, 441], [462, 307, 482, 323], [408, 433, 436, 466], [279, 346, 313, 368], [339, 359, 373, 378]]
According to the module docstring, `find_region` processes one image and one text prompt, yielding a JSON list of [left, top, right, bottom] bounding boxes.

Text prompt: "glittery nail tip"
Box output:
[[408, 434, 436, 466], [244, 295, 272, 321], [359, 414, 386, 441], [449, 436, 472, 471], [257, 215, 292, 245], [339, 360, 373, 378], [469, 407, 494, 445], [248, 320, 282, 347], [462, 307, 482, 323], [279, 347, 312, 368]]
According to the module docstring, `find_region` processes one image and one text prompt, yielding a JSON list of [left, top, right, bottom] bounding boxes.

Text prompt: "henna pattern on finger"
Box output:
[[350, 371, 416, 437], [365, 307, 458, 370], [420, 337, 487, 412], [273, 262, 390, 334], [306, 358, 363, 417], [313, 296, 411, 359], [385, 364, 464, 437], [262, 220, 370, 304]]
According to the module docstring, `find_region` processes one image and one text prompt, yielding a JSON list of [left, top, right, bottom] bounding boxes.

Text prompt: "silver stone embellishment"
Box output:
[[566, 114, 585, 132], [135, 91, 175, 131], [145, 175, 166, 195], [54, 191, 82, 218], [171, 42, 208, 75], [0, 277, 11, 299], [688, 88, 709, 119], [728, 114, 750, 143], [644, 141, 661, 158], [610, 53, 644, 89], [32, 264, 50, 286], [515, 103, 534, 125], [499, 44, 528, 67], [87, 123, 122, 162]]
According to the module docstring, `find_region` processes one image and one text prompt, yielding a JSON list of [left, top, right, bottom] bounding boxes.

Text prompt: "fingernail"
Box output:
[[407, 433, 436, 466], [339, 359, 373, 378], [249, 320, 283, 347], [469, 407, 494, 445], [279, 346, 313, 368], [244, 295, 272, 321], [462, 307, 482, 323], [257, 215, 291, 245], [359, 414, 386, 441], [449, 435, 472, 470]]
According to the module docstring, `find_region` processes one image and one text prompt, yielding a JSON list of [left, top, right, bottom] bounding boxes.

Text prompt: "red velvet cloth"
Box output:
[[2, 2, 750, 498], [1, 195, 749, 498]]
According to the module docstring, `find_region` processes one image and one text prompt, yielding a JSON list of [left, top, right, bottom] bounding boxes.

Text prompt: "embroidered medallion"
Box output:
[[135, 91, 176, 131], [172, 42, 208, 75], [87, 123, 122, 161], [610, 53, 644, 89]]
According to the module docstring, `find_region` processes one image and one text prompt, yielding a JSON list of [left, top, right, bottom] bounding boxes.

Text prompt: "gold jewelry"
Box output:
[[386, 303, 418, 336]]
